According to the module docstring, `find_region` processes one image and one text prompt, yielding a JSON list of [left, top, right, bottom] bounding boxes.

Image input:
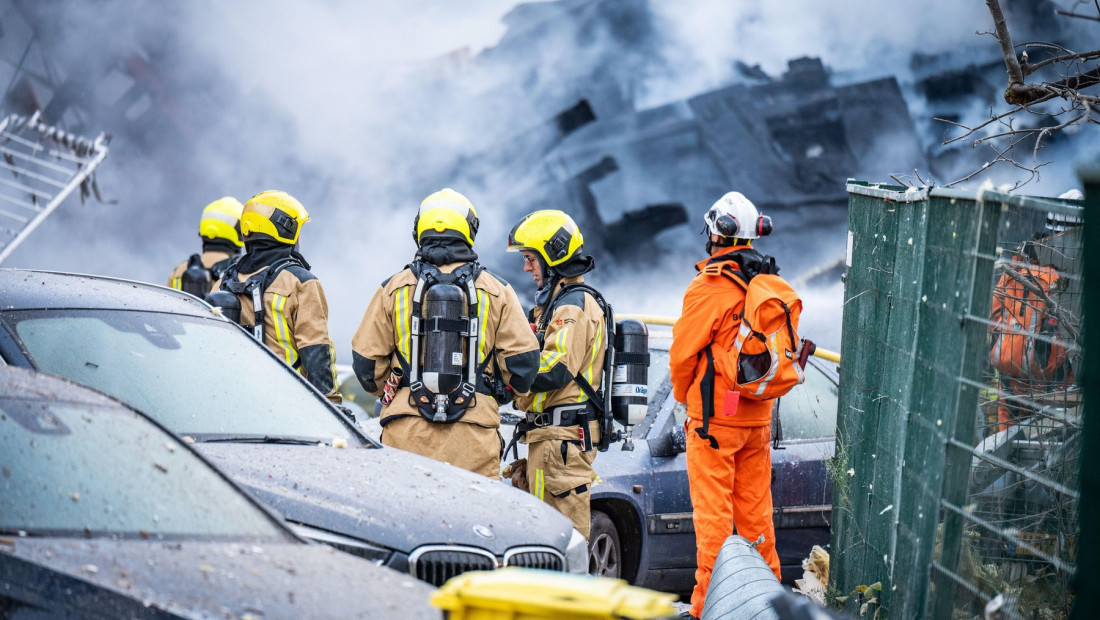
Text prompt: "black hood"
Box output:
[[415, 237, 478, 266], [550, 253, 595, 278], [238, 237, 311, 273], [201, 238, 241, 255]]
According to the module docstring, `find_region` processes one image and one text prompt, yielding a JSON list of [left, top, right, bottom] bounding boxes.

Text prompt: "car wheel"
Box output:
[[588, 510, 621, 578]]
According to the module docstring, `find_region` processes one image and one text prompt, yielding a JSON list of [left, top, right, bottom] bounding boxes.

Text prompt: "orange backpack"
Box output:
[[706, 251, 816, 401], [731, 273, 815, 400], [989, 257, 1069, 380]]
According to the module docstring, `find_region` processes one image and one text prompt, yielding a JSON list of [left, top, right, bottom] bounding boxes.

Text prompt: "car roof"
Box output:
[[0, 269, 211, 316]]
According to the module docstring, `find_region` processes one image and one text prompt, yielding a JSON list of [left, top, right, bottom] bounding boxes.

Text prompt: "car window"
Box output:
[[776, 362, 838, 440], [648, 349, 670, 397], [665, 360, 837, 440], [8, 310, 356, 443], [0, 397, 292, 541]]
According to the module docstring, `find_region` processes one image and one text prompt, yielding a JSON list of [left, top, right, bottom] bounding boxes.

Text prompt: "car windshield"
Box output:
[[7, 310, 356, 444], [0, 396, 293, 541]]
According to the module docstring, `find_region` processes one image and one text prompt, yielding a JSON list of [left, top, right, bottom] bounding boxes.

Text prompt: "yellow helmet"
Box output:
[[198, 196, 245, 247], [240, 190, 310, 245], [506, 210, 584, 267], [414, 188, 479, 246]]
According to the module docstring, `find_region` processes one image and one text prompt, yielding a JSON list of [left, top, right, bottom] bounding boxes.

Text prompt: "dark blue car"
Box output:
[[505, 326, 838, 593], [587, 328, 838, 591]]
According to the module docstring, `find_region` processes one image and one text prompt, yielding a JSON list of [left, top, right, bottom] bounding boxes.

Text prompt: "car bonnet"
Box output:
[[0, 537, 439, 619], [196, 442, 575, 556]]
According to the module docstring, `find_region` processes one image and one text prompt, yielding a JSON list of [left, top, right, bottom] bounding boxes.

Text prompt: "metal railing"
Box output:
[[0, 111, 110, 264]]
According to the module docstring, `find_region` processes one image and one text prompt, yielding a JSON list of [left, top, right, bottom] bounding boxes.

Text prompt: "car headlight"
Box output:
[[565, 528, 588, 574], [288, 522, 392, 565]]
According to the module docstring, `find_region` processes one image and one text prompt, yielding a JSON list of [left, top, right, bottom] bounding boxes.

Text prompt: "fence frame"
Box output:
[[833, 180, 1085, 617]]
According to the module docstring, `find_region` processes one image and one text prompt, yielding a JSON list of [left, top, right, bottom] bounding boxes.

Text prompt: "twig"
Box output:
[[1055, 9, 1100, 21]]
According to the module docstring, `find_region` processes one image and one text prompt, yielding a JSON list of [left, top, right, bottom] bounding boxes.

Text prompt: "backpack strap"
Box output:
[[210, 257, 235, 281], [695, 345, 720, 449], [219, 256, 304, 345], [538, 281, 618, 451]]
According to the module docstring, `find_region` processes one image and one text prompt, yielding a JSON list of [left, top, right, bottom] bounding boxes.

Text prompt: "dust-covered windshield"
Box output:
[[0, 397, 292, 541], [7, 310, 356, 444]]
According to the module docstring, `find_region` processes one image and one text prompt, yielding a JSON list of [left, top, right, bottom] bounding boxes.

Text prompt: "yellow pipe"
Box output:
[[617, 313, 841, 363]]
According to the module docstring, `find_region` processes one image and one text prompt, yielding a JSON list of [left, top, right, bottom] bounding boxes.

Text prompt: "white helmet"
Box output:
[[704, 191, 772, 240]]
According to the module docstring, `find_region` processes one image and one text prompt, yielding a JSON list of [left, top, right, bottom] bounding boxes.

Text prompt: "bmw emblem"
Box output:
[[473, 525, 495, 540]]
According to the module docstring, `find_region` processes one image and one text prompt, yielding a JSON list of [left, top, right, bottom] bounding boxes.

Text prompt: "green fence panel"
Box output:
[[900, 190, 998, 619], [835, 182, 1084, 619], [833, 182, 928, 606]]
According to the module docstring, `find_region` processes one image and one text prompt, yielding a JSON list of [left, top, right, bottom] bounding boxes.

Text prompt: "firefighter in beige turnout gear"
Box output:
[[507, 210, 605, 538], [210, 190, 341, 403], [168, 197, 244, 293], [352, 189, 540, 479]]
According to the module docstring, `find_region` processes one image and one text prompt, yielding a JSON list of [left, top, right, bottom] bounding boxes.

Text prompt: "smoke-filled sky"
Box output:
[[3, 0, 1095, 359]]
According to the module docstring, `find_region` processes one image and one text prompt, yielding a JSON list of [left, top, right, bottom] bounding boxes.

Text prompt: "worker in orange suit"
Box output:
[[668, 191, 781, 619]]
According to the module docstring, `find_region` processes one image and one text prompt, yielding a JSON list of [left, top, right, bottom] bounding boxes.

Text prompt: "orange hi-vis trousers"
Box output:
[[686, 421, 780, 617]]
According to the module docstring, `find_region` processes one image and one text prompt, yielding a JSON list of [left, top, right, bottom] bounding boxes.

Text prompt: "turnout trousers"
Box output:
[[686, 421, 780, 617], [523, 425, 597, 539]]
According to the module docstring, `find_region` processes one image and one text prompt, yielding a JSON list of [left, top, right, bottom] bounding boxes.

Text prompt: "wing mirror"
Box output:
[[650, 411, 688, 457], [671, 423, 687, 454]]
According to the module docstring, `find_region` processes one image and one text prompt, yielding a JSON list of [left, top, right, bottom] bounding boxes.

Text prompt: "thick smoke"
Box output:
[[2, 0, 1093, 359]]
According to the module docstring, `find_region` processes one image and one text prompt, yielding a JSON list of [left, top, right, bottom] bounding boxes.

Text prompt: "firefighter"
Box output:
[[669, 191, 781, 619], [351, 188, 540, 479], [210, 190, 340, 402], [167, 196, 244, 294], [505, 210, 605, 539]]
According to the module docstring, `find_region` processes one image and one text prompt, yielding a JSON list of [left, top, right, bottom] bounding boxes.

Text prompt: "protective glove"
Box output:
[[501, 458, 529, 493]]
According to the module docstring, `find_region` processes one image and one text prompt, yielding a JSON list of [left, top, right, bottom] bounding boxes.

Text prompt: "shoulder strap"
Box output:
[[219, 255, 304, 342], [210, 257, 235, 281]]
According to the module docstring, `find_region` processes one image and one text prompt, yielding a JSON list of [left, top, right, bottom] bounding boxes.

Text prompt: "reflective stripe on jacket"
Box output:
[[669, 245, 773, 427]]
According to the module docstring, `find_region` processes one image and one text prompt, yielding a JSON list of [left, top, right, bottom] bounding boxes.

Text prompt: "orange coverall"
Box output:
[[668, 244, 781, 617]]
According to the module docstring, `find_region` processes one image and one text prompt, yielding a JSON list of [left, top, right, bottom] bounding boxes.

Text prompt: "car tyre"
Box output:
[[588, 510, 621, 578]]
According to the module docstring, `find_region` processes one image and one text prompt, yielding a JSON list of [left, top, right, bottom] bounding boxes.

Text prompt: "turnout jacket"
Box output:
[[212, 264, 340, 402], [669, 245, 773, 427], [513, 275, 607, 415], [167, 250, 233, 290], [352, 261, 540, 429]]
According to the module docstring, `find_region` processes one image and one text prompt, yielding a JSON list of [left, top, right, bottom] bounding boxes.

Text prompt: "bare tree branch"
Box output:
[[1022, 48, 1100, 75], [915, 0, 1097, 189], [987, 0, 1025, 84]]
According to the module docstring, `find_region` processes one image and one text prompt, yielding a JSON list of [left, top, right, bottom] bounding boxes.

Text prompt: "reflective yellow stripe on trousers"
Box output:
[[270, 293, 298, 366], [535, 468, 545, 501]]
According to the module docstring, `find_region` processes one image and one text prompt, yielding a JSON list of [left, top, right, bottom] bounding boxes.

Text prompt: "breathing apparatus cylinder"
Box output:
[[612, 319, 649, 427], [181, 254, 212, 297], [422, 282, 466, 419], [204, 290, 242, 325]]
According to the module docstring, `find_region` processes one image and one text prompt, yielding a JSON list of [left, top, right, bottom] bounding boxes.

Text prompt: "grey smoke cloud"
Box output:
[[3, 0, 1093, 360]]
